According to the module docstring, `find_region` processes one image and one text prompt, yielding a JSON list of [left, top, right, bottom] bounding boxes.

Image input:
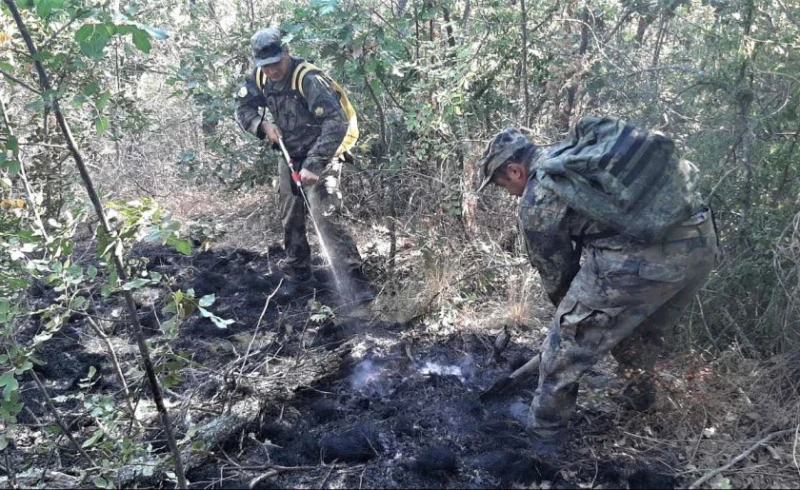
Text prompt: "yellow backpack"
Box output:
[[256, 61, 359, 157]]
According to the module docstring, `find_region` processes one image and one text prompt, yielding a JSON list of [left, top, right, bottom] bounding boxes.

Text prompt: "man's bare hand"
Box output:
[[299, 168, 319, 186], [261, 121, 282, 143]]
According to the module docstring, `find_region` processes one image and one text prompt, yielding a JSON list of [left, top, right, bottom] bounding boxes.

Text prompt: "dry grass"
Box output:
[[594, 347, 800, 489]]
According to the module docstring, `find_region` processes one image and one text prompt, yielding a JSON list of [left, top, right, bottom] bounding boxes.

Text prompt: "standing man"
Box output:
[[235, 27, 372, 302], [477, 118, 717, 452]]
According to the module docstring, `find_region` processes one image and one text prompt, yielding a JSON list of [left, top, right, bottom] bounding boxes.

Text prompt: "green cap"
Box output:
[[476, 128, 532, 192], [251, 28, 285, 67]]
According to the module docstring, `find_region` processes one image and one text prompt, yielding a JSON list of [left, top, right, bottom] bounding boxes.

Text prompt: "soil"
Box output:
[[7, 242, 682, 489]]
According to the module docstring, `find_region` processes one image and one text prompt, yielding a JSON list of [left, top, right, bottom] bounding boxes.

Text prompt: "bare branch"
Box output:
[[0, 68, 41, 94]]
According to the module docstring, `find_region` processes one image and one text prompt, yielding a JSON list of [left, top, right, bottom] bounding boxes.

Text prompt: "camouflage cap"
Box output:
[[476, 128, 533, 192], [251, 28, 285, 67]]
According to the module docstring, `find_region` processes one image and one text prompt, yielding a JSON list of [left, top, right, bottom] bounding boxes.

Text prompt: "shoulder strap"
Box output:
[[291, 61, 325, 98], [254, 66, 269, 92]]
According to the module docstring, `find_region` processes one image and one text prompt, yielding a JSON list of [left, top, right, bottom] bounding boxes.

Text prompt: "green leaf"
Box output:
[[198, 294, 215, 308], [0, 372, 17, 390], [139, 24, 168, 40], [76, 23, 111, 59], [95, 116, 109, 134], [75, 24, 95, 42], [35, 0, 63, 18], [0, 435, 8, 451], [84, 80, 99, 96], [6, 135, 18, 155], [121, 277, 150, 290], [81, 428, 104, 448], [132, 29, 151, 53], [87, 265, 98, 278], [96, 91, 111, 111], [0, 372, 19, 400], [211, 316, 234, 329], [92, 476, 109, 488], [165, 235, 192, 255]]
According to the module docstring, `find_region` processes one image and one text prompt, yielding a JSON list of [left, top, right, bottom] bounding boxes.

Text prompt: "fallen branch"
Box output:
[[688, 429, 793, 489], [246, 465, 317, 488], [116, 343, 351, 487], [0, 470, 80, 489]]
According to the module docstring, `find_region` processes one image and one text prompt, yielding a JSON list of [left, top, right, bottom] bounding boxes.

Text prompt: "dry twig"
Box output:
[[688, 429, 794, 489], [238, 278, 284, 383]]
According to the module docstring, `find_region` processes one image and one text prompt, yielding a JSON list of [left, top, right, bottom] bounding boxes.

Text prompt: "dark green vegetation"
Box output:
[[1, 0, 799, 488]]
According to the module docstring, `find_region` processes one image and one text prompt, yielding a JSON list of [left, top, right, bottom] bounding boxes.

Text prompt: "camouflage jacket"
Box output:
[[519, 153, 630, 306], [235, 56, 348, 174]]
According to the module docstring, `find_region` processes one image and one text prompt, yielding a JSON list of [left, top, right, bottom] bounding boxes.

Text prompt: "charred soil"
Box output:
[[7, 243, 691, 489]]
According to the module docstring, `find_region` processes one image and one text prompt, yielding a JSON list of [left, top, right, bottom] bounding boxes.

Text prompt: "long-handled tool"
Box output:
[[277, 138, 304, 190], [479, 352, 541, 402], [276, 138, 340, 288], [277, 137, 327, 235]]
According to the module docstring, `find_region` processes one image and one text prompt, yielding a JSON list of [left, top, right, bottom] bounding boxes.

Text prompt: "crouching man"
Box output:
[[477, 118, 718, 451]]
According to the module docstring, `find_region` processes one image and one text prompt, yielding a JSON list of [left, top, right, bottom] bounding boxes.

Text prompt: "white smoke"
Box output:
[[419, 361, 465, 382], [349, 360, 385, 390]]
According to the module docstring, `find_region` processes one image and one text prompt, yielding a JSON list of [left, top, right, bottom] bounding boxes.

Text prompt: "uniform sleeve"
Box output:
[[301, 73, 348, 174], [234, 77, 269, 139], [519, 180, 582, 307]]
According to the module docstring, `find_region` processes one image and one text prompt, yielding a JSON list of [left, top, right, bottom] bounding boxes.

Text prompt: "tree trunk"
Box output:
[[520, 0, 530, 127], [442, 6, 456, 49], [736, 0, 757, 246], [651, 15, 668, 68]]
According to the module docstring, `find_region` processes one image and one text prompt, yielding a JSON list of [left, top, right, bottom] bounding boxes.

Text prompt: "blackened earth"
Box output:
[[13, 244, 681, 489]]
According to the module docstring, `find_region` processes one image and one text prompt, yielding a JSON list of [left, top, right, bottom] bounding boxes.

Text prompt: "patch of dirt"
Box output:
[[9, 243, 682, 489]]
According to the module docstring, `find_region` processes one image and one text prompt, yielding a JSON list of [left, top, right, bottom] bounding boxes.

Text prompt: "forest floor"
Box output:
[[4, 189, 798, 489]]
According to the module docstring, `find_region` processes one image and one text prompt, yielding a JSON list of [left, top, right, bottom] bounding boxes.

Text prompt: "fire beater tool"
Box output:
[[479, 352, 541, 402]]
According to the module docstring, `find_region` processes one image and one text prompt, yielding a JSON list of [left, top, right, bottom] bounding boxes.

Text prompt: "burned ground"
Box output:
[[3, 240, 692, 490]]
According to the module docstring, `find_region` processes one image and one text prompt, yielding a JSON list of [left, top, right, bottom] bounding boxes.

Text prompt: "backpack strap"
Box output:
[[254, 61, 309, 97], [291, 61, 325, 97]]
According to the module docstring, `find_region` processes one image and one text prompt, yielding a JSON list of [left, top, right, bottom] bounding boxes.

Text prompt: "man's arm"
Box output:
[[519, 182, 582, 307], [234, 77, 270, 139], [301, 73, 348, 174]]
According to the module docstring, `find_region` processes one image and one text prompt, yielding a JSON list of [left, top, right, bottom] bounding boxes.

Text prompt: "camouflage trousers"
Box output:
[[279, 156, 363, 280], [529, 210, 718, 436]]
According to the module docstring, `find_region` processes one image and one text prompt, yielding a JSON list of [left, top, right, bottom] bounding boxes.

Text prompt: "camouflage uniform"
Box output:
[[236, 55, 363, 281], [519, 155, 718, 436]]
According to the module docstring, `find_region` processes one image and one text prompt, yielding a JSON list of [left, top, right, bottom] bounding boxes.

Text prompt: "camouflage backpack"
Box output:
[[535, 116, 702, 242]]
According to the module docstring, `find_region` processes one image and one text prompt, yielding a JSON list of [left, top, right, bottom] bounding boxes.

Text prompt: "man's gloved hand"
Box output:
[[260, 121, 282, 143]]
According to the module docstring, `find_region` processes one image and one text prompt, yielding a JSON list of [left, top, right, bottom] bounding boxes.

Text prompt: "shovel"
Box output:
[[479, 352, 541, 402]]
